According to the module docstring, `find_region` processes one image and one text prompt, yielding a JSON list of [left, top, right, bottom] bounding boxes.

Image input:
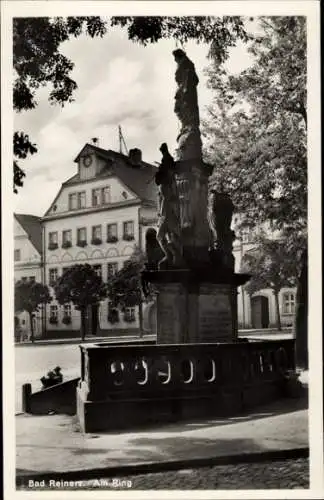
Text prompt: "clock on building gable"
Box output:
[[76, 144, 111, 180], [82, 154, 93, 168], [79, 151, 96, 180]]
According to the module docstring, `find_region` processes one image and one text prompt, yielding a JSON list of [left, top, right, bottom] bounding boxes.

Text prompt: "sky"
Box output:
[[14, 21, 255, 217]]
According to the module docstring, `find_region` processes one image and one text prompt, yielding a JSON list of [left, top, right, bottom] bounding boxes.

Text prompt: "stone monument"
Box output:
[[142, 50, 250, 344]]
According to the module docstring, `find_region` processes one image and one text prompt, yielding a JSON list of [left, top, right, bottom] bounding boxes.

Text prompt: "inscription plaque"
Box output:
[[156, 284, 184, 344], [198, 284, 232, 342]]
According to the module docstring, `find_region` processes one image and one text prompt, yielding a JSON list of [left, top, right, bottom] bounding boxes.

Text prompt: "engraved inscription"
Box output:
[[199, 287, 232, 342], [156, 284, 183, 344]]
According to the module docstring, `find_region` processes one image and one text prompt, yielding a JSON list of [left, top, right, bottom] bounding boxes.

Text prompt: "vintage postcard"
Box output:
[[1, 1, 322, 499]]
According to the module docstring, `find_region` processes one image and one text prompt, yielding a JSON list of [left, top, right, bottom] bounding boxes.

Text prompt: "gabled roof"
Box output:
[[68, 144, 158, 204], [14, 213, 42, 255]]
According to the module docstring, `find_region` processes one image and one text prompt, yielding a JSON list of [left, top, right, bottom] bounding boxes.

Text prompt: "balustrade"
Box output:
[[79, 340, 295, 402]]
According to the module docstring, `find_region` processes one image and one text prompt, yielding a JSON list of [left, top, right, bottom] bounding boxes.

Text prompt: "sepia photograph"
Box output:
[[1, 1, 322, 498]]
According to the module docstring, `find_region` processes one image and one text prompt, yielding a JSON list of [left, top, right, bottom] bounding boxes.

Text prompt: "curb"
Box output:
[[15, 335, 154, 347], [16, 447, 309, 485]]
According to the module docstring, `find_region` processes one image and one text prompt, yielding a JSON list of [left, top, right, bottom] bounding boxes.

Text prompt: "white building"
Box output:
[[41, 142, 158, 338], [14, 213, 43, 340], [233, 227, 296, 330]]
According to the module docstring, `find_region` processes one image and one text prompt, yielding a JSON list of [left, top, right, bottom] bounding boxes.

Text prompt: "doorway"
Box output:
[[251, 295, 270, 329]]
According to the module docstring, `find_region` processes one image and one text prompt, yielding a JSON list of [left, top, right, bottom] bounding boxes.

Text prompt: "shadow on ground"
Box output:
[[91, 394, 308, 436]]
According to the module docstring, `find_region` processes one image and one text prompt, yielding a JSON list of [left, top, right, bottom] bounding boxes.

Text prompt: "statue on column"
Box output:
[[208, 186, 235, 271], [155, 143, 184, 269], [144, 228, 164, 271], [173, 49, 202, 161]]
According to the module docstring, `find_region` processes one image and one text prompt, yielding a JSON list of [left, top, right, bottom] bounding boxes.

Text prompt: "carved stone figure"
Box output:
[[208, 187, 235, 270], [172, 49, 202, 161], [145, 228, 164, 271], [155, 143, 184, 269]]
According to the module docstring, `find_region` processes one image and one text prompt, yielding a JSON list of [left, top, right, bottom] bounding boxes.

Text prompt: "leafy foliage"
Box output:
[[107, 247, 146, 311], [204, 16, 306, 241], [203, 16, 307, 341], [111, 16, 251, 62], [241, 236, 298, 295], [15, 279, 52, 314], [13, 17, 107, 112], [241, 235, 299, 330], [54, 264, 106, 339], [13, 16, 107, 193], [15, 279, 52, 341], [13, 131, 38, 193], [54, 264, 107, 309]]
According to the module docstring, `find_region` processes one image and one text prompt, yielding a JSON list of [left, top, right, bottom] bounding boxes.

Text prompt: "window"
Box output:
[[69, 193, 77, 210], [124, 307, 136, 322], [102, 186, 111, 204], [69, 191, 86, 210], [107, 223, 118, 242], [92, 188, 101, 207], [107, 262, 118, 278], [108, 302, 119, 323], [91, 225, 102, 244], [77, 227, 87, 246], [92, 186, 111, 207], [63, 304, 71, 317], [14, 249, 21, 261], [62, 230, 72, 248], [282, 292, 296, 315], [48, 232, 58, 249], [49, 268, 58, 286], [92, 264, 102, 278], [78, 191, 86, 209], [123, 221, 134, 240], [49, 305, 58, 324]]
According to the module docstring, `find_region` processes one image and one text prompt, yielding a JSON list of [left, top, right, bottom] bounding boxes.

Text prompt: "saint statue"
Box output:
[[208, 186, 235, 270], [173, 49, 202, 161], [155, 143, 184, 269], [144, 228, 164, 271]]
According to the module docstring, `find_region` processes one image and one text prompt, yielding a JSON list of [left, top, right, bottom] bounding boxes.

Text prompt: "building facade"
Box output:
[[233, 227, 296, 330], [41, 143, 158, 338], [14, 214, 44, 340]]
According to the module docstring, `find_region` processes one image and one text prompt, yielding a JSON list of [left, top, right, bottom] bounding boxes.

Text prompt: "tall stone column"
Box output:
[[142, 50, 250, 345]]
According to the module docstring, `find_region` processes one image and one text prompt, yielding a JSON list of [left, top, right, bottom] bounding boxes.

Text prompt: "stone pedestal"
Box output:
[[143, 270, 250, 344]]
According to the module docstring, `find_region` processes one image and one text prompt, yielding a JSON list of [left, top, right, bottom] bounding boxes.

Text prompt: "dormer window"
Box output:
[[69, 193, 77, 210], [92, 188, 101, 207], [69, 191, 86, 210], [102, 186, 111, 204], [78, 192, 86, 208], [92, 186, 111, 207]]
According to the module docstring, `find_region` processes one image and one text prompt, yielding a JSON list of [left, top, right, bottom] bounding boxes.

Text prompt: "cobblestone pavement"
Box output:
[[116, 458, 309, 490], [19, 458, 309, 491]]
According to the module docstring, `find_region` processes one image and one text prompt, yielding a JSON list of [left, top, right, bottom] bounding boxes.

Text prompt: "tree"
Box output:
[[111, 16, 250, 61], [15, 279, 52, 342], [13, 131, 38, 193], [54, 264, 107, 340], [241, 236, 298, 330], [106, 247, 149, 336], [14, 16, 250, 192], [13, 16, 107, 192], [203, 17, 307, 363]]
